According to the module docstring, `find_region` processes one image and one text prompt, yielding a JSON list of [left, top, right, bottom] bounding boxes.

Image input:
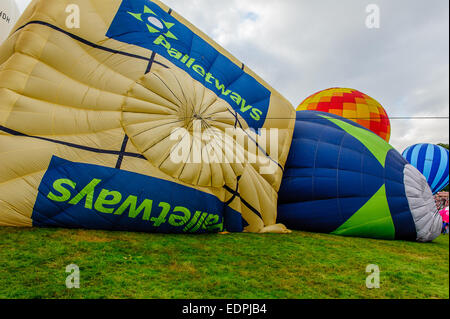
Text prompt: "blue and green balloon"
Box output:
[[402, 144, 449, 194], [277, 111, 442, 242]]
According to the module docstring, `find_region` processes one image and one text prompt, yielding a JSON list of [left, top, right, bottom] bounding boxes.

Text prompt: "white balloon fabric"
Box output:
[[0, 0, 20, 44]]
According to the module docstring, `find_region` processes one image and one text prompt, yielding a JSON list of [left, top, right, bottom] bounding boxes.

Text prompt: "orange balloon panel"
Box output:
[[297, 88, 391, 142]]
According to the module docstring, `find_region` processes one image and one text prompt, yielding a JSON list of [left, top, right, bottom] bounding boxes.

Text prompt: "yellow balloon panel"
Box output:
[[0, 0, 295, 234], [0, 0, 20, 44]]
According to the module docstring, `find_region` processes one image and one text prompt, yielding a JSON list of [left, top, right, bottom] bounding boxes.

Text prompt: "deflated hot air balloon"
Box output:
[[278, 111, 442, 242], [297, 88, 391, 142], [0, 0, 20, 44], [0, 0, 296, 233], [402, 144, 449, 195]]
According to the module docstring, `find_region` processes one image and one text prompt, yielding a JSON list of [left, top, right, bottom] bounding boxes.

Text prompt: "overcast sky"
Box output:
[[14, 0, 449, 152]]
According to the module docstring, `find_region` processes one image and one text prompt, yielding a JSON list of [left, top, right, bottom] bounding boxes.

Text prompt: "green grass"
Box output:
[[0, 227, 448, 299]]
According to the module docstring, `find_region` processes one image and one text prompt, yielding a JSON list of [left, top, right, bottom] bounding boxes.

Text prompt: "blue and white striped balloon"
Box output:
[[402, 144, 449, 194]]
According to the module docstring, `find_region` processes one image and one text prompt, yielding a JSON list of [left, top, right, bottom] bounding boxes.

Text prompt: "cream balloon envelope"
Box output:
[[0, 0, 20, 44]]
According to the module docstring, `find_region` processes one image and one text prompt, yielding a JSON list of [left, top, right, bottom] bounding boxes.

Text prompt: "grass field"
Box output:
[[0, 227, 448, 299]]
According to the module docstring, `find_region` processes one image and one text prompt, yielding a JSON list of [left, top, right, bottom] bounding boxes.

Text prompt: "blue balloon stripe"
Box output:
[[409, 144, 422, 168], [403, 146, 412, 164], [403, 147, 412, 163], [422, 144, 435, 184], [432, 166, 449, 194], [430, 146, 449, 192], [436, 175, 449, 193], [416, 144, 428, 174], [403, 144, 449, 194], [428, 146, 442, 190]]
